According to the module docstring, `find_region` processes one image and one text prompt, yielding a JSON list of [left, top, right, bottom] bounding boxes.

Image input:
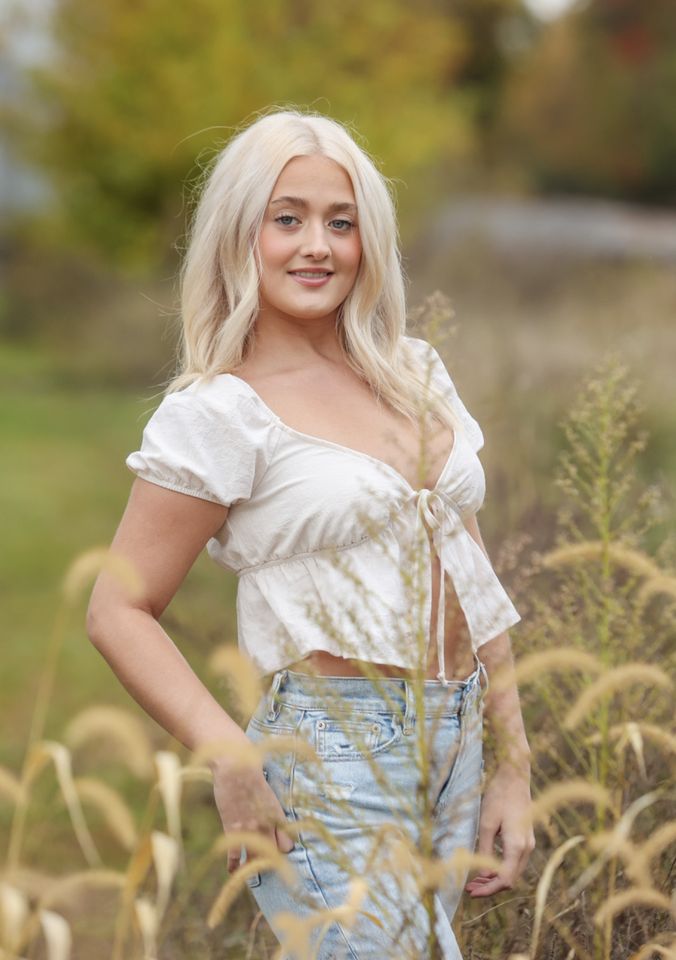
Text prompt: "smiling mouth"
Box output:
[[288, 270, 333, 278]]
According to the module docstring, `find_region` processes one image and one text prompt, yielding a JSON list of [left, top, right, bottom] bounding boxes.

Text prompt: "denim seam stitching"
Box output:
[[288, 708, 361, 960]]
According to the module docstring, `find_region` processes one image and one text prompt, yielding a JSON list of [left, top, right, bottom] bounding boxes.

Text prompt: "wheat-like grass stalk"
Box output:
[[38, 909, 72, 960], [207, 645, 264, 720], [63, 706, 155, 779], [594, 887, 674, 925], [630, 821, 676, 883], [0, 882, 29, 955], [586, 721, 676, 757], [637, 575, 676, 610], [488, 647, 605, 694], [73, 776, 138, 850], [149, 830, 179, 924], [566, 791, 661, 899], [153, 752, 183, 857], [62, 546, 144, 604], [270, 876, 370, 960], [133, 896, 158, 960], [531, 834, 585, 957], [629, 938, 676, 960], [26, 741, 101, 866], [0, 768, 23, 805], [563, 663, 672, 730], [541, 541, 662, 578], [531, 779, 612, 826], [190, 730, 319, 771], [38, 870, 127, 911]]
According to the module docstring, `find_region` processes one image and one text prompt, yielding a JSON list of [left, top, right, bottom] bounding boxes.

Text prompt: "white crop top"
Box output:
[[125, 336, 521, 683]]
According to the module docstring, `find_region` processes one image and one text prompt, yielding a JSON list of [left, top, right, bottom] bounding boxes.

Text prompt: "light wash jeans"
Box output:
[[241, 651, 489, 960]]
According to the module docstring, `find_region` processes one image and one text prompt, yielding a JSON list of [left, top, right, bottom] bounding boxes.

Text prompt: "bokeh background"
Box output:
[[1, 0, 675, 953]]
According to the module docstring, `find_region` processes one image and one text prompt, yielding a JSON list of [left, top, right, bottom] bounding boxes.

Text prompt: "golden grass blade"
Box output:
[[73, 777, 138, 850], [210, 829, 297, 886], [541, 541, 661, 578], [567, 791, 661, 899], [206, 868, 262, 929], [133, 896, 158, 960], [641, 820, 676, 862], [0, 767, 23, 805], [563, 664, 673, 731], [39, 870, 126, 911], [531, 835, 585, 957], [28, 741, 101, 867], [38, 909, 72, 960], [207, 828, 303, 928], [594, 887, 673, 925], [586, 721, 676, 757], [490, 648, 605, 694], [629, 941, 676, 960], [191, 730, 318, 770], [531, 779, 612, 826], [273, 876, 369, 960], [153, 752, 182, 850], [150, 831, 179, 923], [207, 646, 264, 720], [177, 764, 213, 785], [62, 546, 144, 604], [0, 882, 29, 953], [637, 574, 676, 610], [63, 707, 154, 779]]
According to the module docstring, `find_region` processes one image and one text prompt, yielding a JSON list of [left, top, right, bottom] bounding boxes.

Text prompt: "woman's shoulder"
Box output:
[[163, 374, 274, 430]]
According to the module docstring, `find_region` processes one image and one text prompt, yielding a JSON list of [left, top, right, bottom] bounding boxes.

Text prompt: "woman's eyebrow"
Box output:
[[269, 195, 357, 214]]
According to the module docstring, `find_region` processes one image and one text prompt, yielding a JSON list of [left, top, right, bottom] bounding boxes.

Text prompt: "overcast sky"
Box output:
[[524, 0, 579, 20]]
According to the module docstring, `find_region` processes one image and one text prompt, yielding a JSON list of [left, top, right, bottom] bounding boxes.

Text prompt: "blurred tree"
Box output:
[[3, 0, 480, 272], [499, 0, 676, 203]]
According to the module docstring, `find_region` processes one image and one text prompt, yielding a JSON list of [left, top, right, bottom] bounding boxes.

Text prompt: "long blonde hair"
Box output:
[[166, 105, 460, 431]]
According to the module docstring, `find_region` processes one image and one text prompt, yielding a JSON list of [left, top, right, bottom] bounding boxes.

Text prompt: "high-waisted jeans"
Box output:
[[241, 651, 489, 960]]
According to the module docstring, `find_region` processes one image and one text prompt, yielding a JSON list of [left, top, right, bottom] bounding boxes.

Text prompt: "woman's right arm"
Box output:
[[86, 476, 249, 766], [86, 476, 294, 867]]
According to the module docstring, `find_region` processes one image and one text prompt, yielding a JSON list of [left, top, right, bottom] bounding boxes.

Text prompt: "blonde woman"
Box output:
[[87, 108, 535, 959]]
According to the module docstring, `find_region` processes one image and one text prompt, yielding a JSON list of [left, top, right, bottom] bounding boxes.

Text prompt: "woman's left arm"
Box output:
[[462, 512, 536, 898]]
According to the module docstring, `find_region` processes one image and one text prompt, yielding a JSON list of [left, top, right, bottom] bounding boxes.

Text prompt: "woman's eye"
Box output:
[[274, 215, 355, 231]]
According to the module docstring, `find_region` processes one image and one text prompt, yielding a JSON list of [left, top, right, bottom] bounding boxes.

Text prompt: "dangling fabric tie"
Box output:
[[413, 487, 520, 685], [415, 489, 452, 686]]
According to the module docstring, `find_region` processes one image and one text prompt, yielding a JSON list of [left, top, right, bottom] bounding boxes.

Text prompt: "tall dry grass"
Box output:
[[1, 302, 674, 959]]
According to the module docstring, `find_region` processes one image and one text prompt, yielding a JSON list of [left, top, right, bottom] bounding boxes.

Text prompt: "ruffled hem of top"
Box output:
[[233, 538, 521, 679]]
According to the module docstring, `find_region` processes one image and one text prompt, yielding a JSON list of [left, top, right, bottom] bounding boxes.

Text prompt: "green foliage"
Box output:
[[500, 0, 676, 202], [8, 0, 478, 271]]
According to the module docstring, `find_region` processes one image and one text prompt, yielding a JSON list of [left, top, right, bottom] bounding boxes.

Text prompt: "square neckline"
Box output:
[[220, 373, 460, 496]]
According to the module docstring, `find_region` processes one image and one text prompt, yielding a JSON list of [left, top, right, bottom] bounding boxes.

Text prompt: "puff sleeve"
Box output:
[[408, 337, 484, 453], [125, 388, 271, 506]]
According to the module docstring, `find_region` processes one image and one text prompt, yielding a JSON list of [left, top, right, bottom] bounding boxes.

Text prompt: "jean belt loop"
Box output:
[[266, 669, 287, 722], [479, 657, 490, 699], [402, 679, 415, 735], [461, 664, 480, 719]]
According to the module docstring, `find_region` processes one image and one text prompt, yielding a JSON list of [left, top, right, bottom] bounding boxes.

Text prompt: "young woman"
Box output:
[[87, 108, 534, 959]]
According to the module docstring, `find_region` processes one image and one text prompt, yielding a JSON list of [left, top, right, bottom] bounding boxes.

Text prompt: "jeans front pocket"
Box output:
[[315, 712, 401, 762]]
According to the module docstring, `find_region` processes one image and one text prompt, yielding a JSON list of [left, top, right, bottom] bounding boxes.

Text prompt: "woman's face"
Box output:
[[257, 154, 362, 327]]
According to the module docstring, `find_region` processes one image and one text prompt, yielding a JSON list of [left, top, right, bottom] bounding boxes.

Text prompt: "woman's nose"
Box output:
[[299, 221, 331, 257]]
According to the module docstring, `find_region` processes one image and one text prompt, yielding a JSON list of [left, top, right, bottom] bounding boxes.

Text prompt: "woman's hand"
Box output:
[[465, 760, 536, 897], [212, 759, 295, 875]]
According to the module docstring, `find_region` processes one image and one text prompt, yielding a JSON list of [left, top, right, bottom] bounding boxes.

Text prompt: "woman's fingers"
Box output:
[[275, 823, 295, 853]]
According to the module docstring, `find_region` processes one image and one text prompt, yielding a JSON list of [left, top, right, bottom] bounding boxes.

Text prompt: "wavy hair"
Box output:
[[166, 105, 460, 432]]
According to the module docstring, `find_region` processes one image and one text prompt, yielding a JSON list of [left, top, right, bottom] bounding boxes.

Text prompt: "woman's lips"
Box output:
[[288, 272, 333, 287]]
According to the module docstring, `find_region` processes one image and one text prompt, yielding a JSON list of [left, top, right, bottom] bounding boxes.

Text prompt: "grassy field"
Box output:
[[1, 254, 674, 958]]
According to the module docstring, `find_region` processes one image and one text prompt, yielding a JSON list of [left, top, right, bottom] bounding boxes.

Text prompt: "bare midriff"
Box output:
[[287, 548, 476, 682]]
